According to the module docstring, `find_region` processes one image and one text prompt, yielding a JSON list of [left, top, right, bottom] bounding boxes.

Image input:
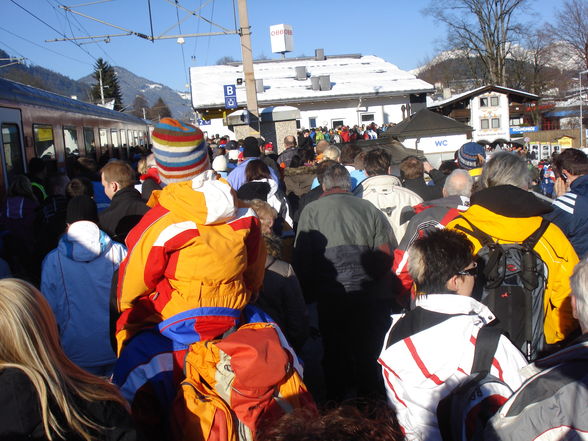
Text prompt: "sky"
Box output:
[[1, 0, 562, 93]]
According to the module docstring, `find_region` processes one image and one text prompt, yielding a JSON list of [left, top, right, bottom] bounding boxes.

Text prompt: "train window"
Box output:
[[128, 129, 133, 146], [33, 124, 55, 160], [133, 130, 139, 146], [83, 128, 96, 159], [110, 129, 120, 158], [63, 127, 79, 157], [1, 124, 25, 183], [111, 129, 120, 148], [99, 129, 108, 155]]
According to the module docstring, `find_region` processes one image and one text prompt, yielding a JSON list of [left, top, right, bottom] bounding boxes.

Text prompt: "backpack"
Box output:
[[171, 322, 316, 441], [454, 219, 550, 361], [437, 326, 513, 441]]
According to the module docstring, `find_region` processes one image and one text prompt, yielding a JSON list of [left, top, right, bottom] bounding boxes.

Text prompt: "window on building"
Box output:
[[491, 118, 501, 129], [1, 124, 25, 184], [490, 96, 499, 106], [296, 119, 301, 129], [509, 117, 523, 127], [33, 124, 55, 160], [360, 113, 375, 123], [63, 127, 79, 157], [332, 119, 344, 129], [480, 119, 490, 129], [309, 117, 317, 128], [480, 97, 489, 107]]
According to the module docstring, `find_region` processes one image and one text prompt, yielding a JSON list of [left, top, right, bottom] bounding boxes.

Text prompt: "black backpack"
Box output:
[[437, 326, 513, 441], [455, 218, 550, 361]]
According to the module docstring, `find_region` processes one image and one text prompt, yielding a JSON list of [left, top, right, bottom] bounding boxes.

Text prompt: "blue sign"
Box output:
[[224, 84, 237, 109], [196, 119, 211, 126], [510, 126, 538, 135]]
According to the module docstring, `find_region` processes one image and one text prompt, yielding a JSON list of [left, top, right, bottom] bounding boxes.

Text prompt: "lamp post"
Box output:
[[580, 70, 588, 148]]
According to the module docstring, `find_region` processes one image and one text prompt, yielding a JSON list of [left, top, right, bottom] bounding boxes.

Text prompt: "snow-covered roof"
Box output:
[[429, 85, 538, 108], [190, 55, 434, 109]]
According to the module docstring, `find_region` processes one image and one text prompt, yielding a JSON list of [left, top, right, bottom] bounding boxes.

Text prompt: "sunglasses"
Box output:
[[456, 262, 478, 277]]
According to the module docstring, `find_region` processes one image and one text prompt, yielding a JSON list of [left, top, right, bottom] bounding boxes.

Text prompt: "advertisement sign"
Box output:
[[509, 126, 538, 135], [270, 24, 294, 54]]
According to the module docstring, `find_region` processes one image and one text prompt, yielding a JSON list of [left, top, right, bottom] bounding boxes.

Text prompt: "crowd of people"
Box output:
[[0, 117, 587, 441]]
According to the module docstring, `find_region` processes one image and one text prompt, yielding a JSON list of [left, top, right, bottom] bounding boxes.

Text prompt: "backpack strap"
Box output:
[[471, 326, 502, 375], [523, 218, 550, 249], [453, 217, 495, 248]]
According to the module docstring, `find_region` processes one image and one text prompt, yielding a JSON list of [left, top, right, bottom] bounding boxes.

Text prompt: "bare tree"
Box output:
[[424, 0, 530, 85], [548, 0, 588, 70]]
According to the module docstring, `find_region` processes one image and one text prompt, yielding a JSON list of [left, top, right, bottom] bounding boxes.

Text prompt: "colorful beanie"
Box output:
[[151, 118, 209, 183], [458, 142, 486, 170]]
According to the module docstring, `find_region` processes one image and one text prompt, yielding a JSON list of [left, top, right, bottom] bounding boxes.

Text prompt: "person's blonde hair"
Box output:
[[8, 175, 37, 201], [0, 279, 127, 441], [100, 160, 135, 189], [247, 199, 277, 235]]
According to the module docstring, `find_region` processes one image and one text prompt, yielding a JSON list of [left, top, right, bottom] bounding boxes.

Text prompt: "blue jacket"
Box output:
[[544, 174, 588, 258], [41, 221, 127, 368]]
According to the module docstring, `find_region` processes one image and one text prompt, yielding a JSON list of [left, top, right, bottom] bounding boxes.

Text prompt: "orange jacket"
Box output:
[[115, 171, 266, 353]]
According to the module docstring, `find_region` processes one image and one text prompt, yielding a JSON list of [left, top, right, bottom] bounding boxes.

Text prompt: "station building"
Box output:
[[189, 51, 434, 145]]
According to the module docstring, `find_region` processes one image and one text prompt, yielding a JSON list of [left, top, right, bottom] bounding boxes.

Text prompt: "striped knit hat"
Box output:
[[151, 118, 209, 183]]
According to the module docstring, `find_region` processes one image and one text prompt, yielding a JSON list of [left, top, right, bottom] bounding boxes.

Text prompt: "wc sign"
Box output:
[[224, 84, 237, 109], [434, 139, 449, 147]]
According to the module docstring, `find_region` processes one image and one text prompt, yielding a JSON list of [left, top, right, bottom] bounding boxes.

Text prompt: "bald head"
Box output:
[[443, 169, 473, 197], [315, 140, 330, 155], [283, 135, 297, 149]]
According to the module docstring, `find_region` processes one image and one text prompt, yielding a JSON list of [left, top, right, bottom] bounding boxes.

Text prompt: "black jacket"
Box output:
[[99, 186, 149, 243], [0, 367, 137, 440]]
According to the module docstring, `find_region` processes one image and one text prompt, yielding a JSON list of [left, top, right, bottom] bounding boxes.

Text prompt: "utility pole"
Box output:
[[237, 0, 259, 134], [98, 68, 105, 105]]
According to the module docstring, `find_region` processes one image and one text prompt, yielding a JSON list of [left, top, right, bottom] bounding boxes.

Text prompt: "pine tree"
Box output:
[[131, 94, 150, 119], [150, 97, 172, 121], [90, 58, 123, 111]]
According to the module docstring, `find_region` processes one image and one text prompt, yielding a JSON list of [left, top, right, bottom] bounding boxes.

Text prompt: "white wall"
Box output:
[[402, 133, 469, 167], [296, 95, 412, 129], [469, 92, 510, 142]]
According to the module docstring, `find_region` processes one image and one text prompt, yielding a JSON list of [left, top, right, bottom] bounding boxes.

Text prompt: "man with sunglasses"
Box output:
[[378, 229, 527, 441]]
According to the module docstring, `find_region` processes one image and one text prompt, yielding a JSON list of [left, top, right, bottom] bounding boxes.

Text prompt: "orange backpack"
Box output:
[[171, 322, 316, 441]]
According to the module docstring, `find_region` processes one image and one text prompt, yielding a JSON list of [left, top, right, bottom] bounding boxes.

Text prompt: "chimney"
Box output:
[[295, 66, 307, 80], [310, 76, 320, 91], [443, 87, 452, 100], [319, 75, 331, 91], [315, 48, 325, 61], [256, 79, 264, 93]]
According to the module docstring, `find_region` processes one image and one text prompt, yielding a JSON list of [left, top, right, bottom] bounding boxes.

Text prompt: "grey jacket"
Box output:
[[294, 189, 396, 302], [485, 334, 588, 440]]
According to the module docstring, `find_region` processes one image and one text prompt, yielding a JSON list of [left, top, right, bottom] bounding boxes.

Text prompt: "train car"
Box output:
[[0, 77, 149, 197]]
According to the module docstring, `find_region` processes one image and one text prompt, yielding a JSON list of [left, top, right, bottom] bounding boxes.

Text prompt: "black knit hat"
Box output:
[[242, 136, 261, 158], [66, 195, 99, 224]]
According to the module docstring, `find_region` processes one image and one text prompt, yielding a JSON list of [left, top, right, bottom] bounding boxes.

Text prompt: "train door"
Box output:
[[0, 107, 26, 198]]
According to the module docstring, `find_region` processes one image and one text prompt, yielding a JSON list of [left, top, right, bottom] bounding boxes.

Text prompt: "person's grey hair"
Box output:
[[570, 257, 588, 332], [322, 146, 341, 162], [443, 169, 473, 196], [480, 151, 530, 189], [321, 163, 351, 191]]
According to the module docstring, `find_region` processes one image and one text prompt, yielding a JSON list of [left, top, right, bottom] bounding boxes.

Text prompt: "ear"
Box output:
[[445, 274, 459, 292]]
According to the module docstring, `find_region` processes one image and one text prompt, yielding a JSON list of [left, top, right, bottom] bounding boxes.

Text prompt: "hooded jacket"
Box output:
[[544, 173, 588, 258], [379, 295, 528, 441], [352, 174, 423, 242], [41, 221, 126, 369], [115, 170, 266, 353], [447, 185, 580, 345], [99, 186, 149, 243]]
